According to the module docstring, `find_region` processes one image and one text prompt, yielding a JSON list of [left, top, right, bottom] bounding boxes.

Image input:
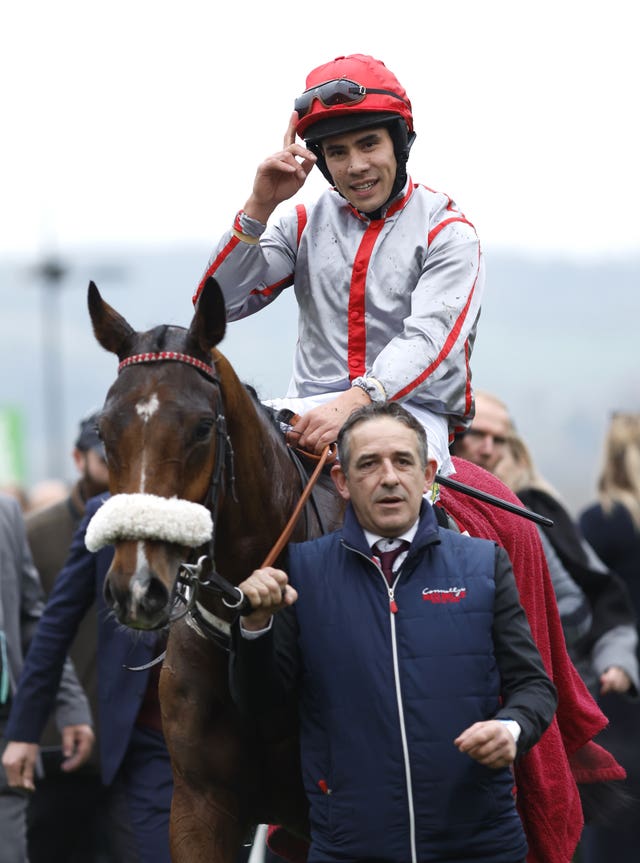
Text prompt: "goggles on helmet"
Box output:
[[294, 78, 410, 120]]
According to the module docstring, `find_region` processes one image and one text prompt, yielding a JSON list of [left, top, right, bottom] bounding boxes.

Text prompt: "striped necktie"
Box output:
[[375, 540, 410, 586]]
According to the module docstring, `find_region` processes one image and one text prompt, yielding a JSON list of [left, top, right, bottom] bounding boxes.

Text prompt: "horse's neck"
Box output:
[[214, 355, 300, 578]]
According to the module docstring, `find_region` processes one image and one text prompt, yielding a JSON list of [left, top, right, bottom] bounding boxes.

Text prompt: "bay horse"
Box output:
[[86, 277, 619, 863], [87, 276, 342, 861]]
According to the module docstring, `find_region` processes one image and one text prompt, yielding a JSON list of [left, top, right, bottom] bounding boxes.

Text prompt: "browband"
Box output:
[[119, 352, 217, 382]]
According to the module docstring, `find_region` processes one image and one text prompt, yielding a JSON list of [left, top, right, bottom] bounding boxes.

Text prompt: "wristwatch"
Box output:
[[351, 376, 387, 404]]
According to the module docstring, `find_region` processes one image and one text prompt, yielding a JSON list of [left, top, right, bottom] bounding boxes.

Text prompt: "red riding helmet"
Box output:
[[294, 55, 416, 206], [295, 54, 414, 141]]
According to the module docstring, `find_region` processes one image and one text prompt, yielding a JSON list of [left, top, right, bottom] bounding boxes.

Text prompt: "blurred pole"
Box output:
[[30, 255, 126, 482], [36, 258, 66, 480]]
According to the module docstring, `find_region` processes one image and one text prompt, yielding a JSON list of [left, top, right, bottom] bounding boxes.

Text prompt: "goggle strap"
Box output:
[[295, 81, 409, 117]]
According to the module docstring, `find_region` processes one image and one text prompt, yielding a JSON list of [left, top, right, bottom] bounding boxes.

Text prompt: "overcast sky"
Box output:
[[2, 0, 638, 262]]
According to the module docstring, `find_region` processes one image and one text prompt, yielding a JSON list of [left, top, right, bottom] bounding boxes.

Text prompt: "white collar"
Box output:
[[364, 518, 420, 552]]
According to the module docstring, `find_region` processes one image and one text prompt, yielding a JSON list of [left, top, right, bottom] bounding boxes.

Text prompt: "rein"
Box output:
[[261, 443, 333, 567]]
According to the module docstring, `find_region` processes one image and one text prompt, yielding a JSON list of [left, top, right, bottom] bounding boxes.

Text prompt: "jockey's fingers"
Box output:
[[282, 115, 316, 160], [305, 430, 338, 455], [261, 153, 299, 175], [283, 112, 298, 148]]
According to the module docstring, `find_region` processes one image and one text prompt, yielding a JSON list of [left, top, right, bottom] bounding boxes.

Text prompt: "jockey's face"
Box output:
[[455, 395, 511, 473], [331, 417, 436, 537], [321, 126, 397, 213]]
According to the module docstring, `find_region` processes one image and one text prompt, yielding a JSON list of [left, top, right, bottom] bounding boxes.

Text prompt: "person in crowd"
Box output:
[[450, 389, 511, 473], [195, 53, 484, 476], [452, 390, 638, 701], [26, 479, 69, 513], [0, 483, 30, 512], [578, 412, 640, 862], [23, 411, 111, 862], [493, 429, 638, 700], [230, 402, 557, 863], [0, 492, 92, 863], [2, 494, 173, 863]]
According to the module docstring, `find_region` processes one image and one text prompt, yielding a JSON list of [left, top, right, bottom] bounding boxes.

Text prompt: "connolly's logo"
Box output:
[[422, 586, 467, 603]]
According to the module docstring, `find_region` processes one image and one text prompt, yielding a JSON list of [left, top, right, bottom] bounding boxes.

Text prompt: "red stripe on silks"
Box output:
[[192, 235, 241, 306], [348, 222, 384, 379], [391, 244, 482, 401], [295, 204, 307, 248], [249, 273, 294, 298], [464, 338, 473, 417], [427, 216, 473, 246]]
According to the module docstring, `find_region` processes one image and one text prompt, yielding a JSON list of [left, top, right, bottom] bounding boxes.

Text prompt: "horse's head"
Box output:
[[87, 278, 228, 629]]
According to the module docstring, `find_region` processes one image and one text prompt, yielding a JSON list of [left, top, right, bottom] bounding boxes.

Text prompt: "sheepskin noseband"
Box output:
[[85, 493, 213, 552]]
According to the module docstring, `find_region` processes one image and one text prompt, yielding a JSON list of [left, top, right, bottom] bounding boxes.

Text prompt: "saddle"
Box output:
[[266, 406, 344, 538]]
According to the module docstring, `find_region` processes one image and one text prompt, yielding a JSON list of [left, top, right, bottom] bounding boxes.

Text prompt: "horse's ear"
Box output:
[[188, 277, 226, 353], [88, 281, 135, 358]]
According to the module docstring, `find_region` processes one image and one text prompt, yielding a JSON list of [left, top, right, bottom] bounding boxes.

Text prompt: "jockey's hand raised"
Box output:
[[239, 567, 298, 632], [243, 113, 316, 225]]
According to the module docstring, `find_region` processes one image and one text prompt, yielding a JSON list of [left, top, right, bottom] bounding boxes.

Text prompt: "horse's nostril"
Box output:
[[145, 576, 170, 615]]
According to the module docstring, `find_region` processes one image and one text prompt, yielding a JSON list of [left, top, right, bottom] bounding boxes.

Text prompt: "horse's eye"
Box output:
[[193, 418, 215, 442]]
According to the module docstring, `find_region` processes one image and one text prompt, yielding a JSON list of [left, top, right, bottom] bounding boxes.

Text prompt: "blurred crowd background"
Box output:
[[1, 244, 637, 517]]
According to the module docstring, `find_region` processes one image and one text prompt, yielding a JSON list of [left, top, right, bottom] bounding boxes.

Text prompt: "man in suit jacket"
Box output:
[[25, 411, 111, 862], [0, 492, 92, 863], [2, 495, 173, 863]]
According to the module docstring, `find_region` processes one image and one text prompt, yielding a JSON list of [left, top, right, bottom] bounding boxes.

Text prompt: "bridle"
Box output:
[[117, 350, 240, 652], [118, 351, 236, 567], [117, 349, 331, 658]]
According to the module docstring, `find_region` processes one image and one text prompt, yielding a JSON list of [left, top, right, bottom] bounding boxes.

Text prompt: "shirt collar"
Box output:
[[364, 518, 420, 552]]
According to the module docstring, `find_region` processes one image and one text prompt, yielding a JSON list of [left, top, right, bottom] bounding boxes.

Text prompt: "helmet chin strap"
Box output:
[[383, 127, 416, 207]]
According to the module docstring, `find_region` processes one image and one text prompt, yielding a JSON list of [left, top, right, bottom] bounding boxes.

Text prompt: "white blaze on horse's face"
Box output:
[[130, 553, 149, 622], [136, 393, 160, 422], [135, 393, 160, 494]]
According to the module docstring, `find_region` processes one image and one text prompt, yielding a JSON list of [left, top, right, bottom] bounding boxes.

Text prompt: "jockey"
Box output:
[[195, 53, 485, 476]]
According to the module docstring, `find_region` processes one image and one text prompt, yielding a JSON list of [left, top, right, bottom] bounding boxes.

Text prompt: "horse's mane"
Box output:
[[242, 383, 283, 433]]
